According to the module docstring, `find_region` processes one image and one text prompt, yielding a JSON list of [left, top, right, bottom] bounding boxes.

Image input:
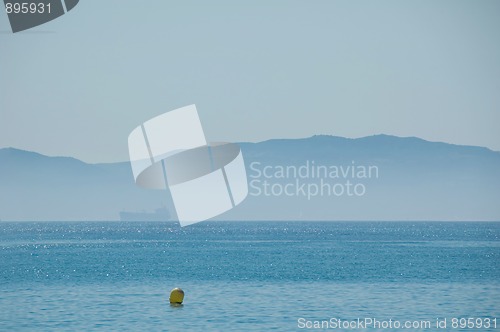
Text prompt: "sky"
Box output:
[[1, 0, 499, 163]]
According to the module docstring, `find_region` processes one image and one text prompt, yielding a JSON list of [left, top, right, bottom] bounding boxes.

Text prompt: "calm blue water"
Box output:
[[1, 222, 499, 331]]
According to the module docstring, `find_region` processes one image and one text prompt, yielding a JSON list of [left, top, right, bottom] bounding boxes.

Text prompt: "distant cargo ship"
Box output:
[[119, 207, 171, 222]]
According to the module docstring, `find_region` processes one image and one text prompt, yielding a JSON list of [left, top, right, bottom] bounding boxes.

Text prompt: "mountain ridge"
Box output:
[[1, 135, 499, 221], [2, 134, 498, 165]]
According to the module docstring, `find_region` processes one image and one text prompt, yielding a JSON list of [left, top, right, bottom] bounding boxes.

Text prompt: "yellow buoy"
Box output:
[[169, 288, 185, 304]]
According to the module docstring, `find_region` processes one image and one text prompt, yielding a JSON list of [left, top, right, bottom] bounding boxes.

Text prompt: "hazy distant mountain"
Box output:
[[0, 148, 166, 221], [232, 135, 500, 221], [1, 135, 499, 221]]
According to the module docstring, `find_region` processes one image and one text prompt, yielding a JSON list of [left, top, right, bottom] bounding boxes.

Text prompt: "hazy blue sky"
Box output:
[[1, 0, 499, 163]]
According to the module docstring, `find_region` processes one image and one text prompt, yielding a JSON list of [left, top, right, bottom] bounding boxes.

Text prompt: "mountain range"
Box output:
[[1, 135, 499, 221]]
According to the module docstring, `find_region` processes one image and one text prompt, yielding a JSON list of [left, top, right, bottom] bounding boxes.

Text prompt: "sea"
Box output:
[[0, 221, 498, 331]]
